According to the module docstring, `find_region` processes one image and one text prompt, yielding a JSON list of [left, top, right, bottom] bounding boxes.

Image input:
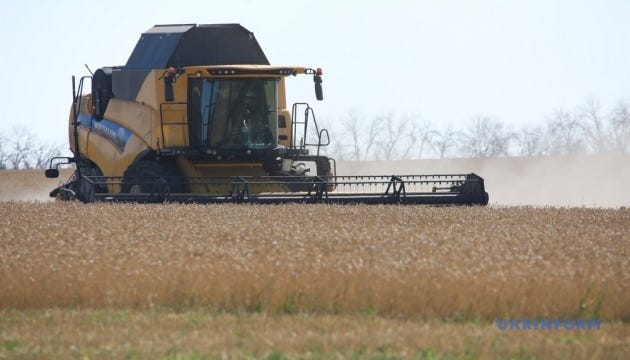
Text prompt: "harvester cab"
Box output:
[[46, 24, 488, 205]]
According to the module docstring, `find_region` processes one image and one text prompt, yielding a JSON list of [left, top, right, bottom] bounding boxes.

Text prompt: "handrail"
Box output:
[[291, 102, 330, 155]]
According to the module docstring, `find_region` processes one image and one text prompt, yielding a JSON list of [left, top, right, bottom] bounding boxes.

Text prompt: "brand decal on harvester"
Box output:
[[78, 113, 132, 151]]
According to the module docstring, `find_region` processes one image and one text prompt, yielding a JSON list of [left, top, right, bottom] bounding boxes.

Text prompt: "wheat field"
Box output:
[[1, 202, 628, 319], [0, 167, 629, 358], [0, 198, 628, 358]]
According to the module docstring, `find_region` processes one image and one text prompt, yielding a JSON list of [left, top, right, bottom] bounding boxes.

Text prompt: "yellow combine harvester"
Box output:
[[46, 24, 488, 205]]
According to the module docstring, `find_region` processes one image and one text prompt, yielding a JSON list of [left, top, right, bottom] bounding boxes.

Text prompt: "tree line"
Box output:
[[320, 98, 630, 160], [0, 127, 64, 170], [1, 98, 628, 169]]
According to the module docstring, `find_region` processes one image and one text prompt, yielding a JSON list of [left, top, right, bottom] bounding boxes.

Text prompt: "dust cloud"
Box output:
[[0, 169, 73, 202], [1, 155, 628, 207], [337, 154, 630, 208]]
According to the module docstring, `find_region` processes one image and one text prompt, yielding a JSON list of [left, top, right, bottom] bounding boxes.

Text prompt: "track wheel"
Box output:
[[121, 160, 183, 195]]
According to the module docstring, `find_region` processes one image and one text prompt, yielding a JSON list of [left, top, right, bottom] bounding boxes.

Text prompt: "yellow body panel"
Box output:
[[176, 156, 268, 193], [134, 72, 159, 108], [70, 65, 314, 194], [72, 97, 155, 178], [103, 99, 154, 145]]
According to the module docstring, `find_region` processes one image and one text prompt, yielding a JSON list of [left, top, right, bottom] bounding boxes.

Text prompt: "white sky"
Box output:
[[1, 0, 629, 145]]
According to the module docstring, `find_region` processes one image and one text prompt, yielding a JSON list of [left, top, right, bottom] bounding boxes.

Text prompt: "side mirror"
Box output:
[[45, 169, 59, 178], [314, 74, 323, 101]]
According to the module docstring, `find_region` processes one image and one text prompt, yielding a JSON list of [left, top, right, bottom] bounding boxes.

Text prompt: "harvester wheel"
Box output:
[[76, 179, 96, 203], [121, 160, 183, 195], [79, 163, 107, 193]]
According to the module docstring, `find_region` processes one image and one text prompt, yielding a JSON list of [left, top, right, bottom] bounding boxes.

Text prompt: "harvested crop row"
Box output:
[[0, 202, 628, 320]]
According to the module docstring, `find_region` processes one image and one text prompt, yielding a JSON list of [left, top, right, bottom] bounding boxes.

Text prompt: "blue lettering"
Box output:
[[576, 319, 587, 330], [539, 319, 552, 330], [588, 319, 601, 330], [496, 319, 508, 330], [495, 318, 600, 331], [563, 319, 575, 330]]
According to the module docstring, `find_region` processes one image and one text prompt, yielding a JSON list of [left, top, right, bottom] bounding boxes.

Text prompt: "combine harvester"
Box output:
[[45, 24, 488, 205]]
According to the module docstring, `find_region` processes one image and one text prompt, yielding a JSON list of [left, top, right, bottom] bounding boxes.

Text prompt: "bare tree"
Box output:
[[362, 117, 382, 160], [0, 126, 66, 170], [0, 134, 9, 170], [430, 125, 459, 159], [328, 113, 435, 161], [33, 142, 63, 169], [342, 110, 362, 160], [377, 113, 407, 160], [578, 98, 609, 154], [402, 116, 436, 160], [609, 100, 630, 154], [330, 111, 383, 161], [295, 98, 630, 162], [547, 109, 586, 155], [459, 116, 515, 157], [516, 125, 548, 157], [327, 124, 348, 161], [8, 126, 37, 169]]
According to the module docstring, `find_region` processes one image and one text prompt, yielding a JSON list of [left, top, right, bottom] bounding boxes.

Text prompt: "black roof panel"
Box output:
[[125, 24, 269, 69]]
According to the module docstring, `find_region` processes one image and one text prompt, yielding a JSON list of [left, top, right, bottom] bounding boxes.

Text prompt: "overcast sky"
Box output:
[[1, 0, 629, 145]]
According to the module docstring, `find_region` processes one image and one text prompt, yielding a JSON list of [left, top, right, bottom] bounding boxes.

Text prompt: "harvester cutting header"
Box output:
[[46, 24, 488, 205]]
